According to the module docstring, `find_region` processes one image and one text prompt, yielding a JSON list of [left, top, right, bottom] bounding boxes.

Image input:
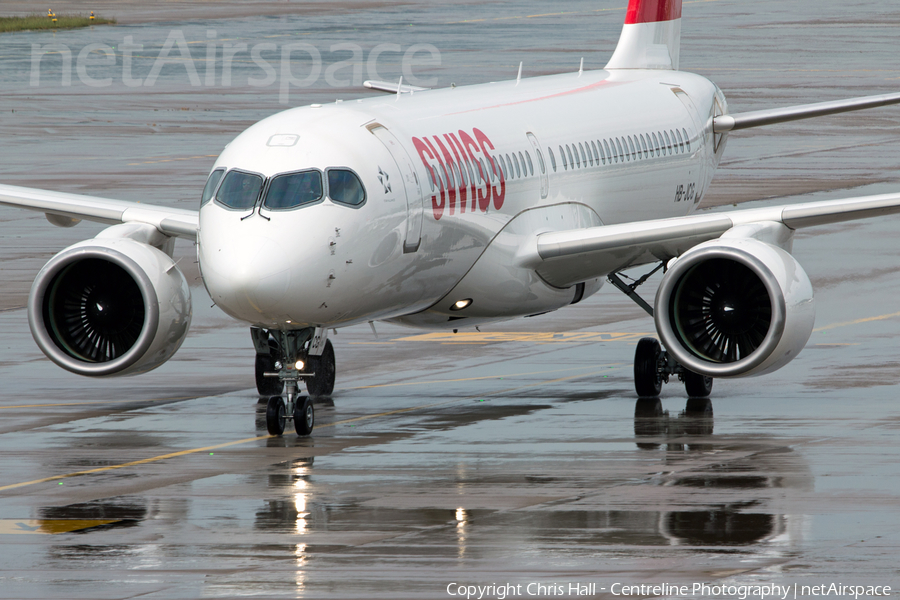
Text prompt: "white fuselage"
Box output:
[[198, 68, 726, 331]]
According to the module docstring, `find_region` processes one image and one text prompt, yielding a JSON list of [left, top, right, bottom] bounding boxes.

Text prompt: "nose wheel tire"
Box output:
[[684, 370, 713, 398], [306, 339, 336, 397], [294, 396, 315, 436], [634, 337, 663, 397], [265, 396, 286, 436]]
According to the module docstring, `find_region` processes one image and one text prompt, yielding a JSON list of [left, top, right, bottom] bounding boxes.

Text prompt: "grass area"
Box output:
[[0, 14, 116, 33]]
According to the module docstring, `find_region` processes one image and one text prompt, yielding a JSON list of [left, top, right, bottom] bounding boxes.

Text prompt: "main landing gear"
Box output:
[[251, 326, 337, 437], [608, 265, 713, 399], [633, 337, 713, 398]]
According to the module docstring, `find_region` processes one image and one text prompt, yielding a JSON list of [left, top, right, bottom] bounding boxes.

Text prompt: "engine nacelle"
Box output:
[[655, 238, 815, 378], [28, 237, 192, 377]]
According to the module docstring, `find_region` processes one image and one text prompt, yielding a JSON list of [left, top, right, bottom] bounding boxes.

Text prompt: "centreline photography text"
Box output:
[[445, 582, 894, 599]]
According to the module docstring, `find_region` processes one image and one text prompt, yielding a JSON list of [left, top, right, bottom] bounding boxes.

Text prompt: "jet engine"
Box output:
[[654, 238, 815, 378], [27, 235, 192, 377]]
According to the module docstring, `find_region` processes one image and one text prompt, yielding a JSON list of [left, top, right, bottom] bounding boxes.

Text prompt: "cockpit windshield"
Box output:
[[216, 170, 263, 209], [263, 170, 323, 210], [201, 168, 225, 206], [327, 169, 366, 206]]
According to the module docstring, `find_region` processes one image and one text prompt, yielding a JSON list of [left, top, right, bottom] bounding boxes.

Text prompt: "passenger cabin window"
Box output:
[[201, 168, 225, 206], [683, 128, 691, 153], [548, 147, 557, 172], [676, 128, 685, 153], [602, 140, 610, 164], [327, 169, 366, 206], [513, 153, 521, 178], [560, 146, 568, 170], [217, 170, 263, 209], [652, 132, 660, 156], [591, 141, 598, 165], [526, 150, 536, 175], [264, 170, 323, 210]]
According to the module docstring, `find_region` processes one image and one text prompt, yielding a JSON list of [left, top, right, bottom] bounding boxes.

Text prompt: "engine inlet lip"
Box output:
[[28, 246, 160, 377], [655, 246, 787, 378]]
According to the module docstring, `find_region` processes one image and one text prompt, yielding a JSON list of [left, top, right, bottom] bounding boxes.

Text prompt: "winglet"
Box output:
[[605, 0, 682, 70]]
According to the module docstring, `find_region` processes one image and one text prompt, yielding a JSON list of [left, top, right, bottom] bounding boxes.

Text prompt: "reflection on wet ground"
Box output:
[[635, 397, 715, 448]]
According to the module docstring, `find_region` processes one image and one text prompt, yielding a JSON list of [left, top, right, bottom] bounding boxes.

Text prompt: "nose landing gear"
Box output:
[[265, 366, 313, 436], [253, 326, 334, 437]]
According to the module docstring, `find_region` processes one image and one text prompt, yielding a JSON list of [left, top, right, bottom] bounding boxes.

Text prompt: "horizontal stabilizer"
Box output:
[[714, 91, 900, 132], [363, 80, 430, 94]]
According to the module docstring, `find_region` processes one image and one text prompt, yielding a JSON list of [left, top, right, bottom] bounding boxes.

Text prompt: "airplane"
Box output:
[[3, 0, 900, 438]]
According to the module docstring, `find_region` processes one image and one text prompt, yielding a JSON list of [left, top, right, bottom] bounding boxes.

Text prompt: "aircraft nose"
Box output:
[[203, 234, 291, 319]]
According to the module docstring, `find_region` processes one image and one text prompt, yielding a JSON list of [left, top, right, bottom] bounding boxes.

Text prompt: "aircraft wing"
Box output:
[[0, 183, 198, 240], [525, 192, 900, 288]]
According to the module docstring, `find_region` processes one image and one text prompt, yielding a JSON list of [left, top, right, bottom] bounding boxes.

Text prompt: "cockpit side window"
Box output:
[[216, 170, 264, 210], [263, 170, 323, 210], [201, 168, 225, 207], [327, 169, 366, 206]]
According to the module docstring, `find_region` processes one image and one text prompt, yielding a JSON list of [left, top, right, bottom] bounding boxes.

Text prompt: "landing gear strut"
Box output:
[[252, 326, 334, 436], [608, 264, 713, 398]]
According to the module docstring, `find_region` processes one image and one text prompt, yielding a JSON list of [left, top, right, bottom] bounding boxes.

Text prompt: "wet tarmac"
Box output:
[[1, 1, 900, 598]]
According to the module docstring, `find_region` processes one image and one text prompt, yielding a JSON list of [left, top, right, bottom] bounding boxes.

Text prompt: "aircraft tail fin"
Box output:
[[605, 0, 682, 71]]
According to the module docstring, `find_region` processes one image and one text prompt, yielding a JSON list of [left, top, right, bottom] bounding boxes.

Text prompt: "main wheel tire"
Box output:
[[294, 396, 315, 436], [256, 354, 284, 396], [634, 337, 663, 397], [306, 339, 336, 397], [684, 370, 713, 398], [265, 396, 286, 436]]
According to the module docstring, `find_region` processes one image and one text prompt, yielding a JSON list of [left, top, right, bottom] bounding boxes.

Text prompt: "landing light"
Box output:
[[295, 360, 305, 371], [450, 298, 473, 311]]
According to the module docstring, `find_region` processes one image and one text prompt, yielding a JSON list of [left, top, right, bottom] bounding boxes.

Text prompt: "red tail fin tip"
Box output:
[[625, 0, 682, 25], [606, 0, 683, 70]]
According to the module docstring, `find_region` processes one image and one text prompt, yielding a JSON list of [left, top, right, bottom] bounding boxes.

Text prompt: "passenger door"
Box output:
[[367, 123, 423, 253]]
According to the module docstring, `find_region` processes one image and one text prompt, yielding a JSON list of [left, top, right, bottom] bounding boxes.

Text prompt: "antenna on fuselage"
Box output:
[[578, 57, 584, 76], [395, 76, 403, 101], [516, 62, 523, 85]]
